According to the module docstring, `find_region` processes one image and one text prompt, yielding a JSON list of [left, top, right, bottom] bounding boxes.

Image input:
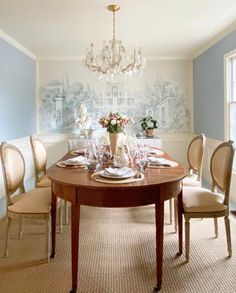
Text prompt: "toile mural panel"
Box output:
[[38, 59, 193, 134]]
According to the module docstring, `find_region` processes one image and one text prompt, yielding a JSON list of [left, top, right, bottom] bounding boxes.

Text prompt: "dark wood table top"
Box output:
[[47, 152, 187, 191]]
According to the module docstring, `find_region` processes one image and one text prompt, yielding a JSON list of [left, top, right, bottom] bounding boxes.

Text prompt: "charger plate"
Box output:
[[148, 149, 164, 156], [70, 149, 87, 156], [100, 169, 136, 179], [56, 161, 85, 169], [91, 172, 144, 184], [148, 162, 178, 168]]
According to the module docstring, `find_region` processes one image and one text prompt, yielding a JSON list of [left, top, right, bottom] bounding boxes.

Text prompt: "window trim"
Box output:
[[224, 49, 236, 141], [224, 49, 236, 172]]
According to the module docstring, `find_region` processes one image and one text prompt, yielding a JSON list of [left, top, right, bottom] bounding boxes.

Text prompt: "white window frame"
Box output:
[[224, 49, 236, 171]]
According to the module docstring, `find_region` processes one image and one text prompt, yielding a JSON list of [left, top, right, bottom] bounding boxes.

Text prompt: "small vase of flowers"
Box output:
[[140, 116, 158, 137], [99, 112, 133, 155]]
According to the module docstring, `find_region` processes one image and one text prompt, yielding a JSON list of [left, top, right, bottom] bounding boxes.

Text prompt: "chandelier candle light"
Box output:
[[84, 4, 145, 82]]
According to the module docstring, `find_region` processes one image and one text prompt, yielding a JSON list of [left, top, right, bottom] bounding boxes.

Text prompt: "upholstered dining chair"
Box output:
[[183, 140, 234, 262], [30, 135, 64, 228], [0, 142, 52, 261], [170, 134, 206, 229]]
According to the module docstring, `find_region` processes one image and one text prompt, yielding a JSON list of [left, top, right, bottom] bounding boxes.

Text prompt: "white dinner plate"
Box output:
[[99, 170, 136, 179], [148, 149, 164, 156], [63, 156, 86, 166]]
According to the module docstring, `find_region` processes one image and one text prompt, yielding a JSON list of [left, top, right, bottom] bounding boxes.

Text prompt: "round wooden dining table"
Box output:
[[47, 152, 187, 293]]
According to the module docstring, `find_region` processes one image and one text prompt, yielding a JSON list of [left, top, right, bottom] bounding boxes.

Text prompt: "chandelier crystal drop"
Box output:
[[84, 4, 145, 83]]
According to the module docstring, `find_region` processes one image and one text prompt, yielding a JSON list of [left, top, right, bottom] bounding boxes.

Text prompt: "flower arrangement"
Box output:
[[140, 116, 158, 130], [99, 112, 132, 133]]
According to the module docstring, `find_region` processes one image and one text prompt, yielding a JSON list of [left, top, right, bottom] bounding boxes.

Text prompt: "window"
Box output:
[[225, 51, 236, 170]]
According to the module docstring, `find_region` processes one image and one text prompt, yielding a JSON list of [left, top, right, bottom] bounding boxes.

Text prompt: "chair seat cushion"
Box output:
[[36, 175, 51, 188], [183, 174, 200, 187], [8, 187, 51, 214], [183, 187, 227, 213]]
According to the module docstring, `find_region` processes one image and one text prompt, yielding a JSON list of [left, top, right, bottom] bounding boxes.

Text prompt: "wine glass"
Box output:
[[136, 145, 149, 173], [85, 146, 98, 171]]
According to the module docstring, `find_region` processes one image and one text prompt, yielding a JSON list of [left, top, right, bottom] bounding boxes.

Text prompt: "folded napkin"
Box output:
[[104, 167, 131, 177], [148, 157, 177, 167], [65, 156, 85, 165]]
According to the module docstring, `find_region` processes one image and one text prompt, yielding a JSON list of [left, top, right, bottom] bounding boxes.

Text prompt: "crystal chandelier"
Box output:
[[84, 4, 145, 82]]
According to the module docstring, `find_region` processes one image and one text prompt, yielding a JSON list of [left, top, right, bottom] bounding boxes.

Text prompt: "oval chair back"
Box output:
[[187, 134, 206, 181], [30, 135, 47, 183], [0, 142, 25, 206], [210, 140, 235, 206]]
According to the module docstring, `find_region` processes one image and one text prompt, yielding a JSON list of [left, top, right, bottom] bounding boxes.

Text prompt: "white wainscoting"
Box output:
[[158, 132, 194, 167]]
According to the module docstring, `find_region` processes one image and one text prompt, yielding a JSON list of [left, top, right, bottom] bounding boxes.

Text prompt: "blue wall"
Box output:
[[193, 29, 236, 140], [0, 38, 36, 141]]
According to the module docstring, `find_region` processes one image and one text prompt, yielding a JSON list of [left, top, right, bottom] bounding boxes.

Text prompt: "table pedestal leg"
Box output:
[[154, 201, 164, 291], [70, 204, 80, 293], [50, 186, 57, 258], [177, 190, 183, 255]]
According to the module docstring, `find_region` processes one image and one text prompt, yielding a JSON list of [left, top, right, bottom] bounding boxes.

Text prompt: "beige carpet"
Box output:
[[0, 204, 236, 293]]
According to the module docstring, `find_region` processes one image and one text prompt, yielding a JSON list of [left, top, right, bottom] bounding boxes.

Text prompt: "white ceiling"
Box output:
[[0, 0, 236, 59]]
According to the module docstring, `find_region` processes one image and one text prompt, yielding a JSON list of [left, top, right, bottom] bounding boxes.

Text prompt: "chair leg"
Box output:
[[4, 217, 11, 257], [59, 204, 63, 234], [18, 217, 23, 239], [46, 217, 51, 262], [174, 197, 178, 233], [169, 199, 173, 225], [185, 217, 190, 262], [64, 200, 69, 225], [214, 218, 218, 238], [224, 216, 232, 257]]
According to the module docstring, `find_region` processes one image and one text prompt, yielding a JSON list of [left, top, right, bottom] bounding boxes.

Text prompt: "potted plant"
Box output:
[[140, 116, 158, 137]]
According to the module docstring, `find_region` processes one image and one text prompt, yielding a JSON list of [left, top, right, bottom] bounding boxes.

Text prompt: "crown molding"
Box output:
[[37, 56, 84, 61], [0, 28, 36, 60], [37, 55, 192, 61], [192, 20, 236, 59], [146, 56, 192, 61]]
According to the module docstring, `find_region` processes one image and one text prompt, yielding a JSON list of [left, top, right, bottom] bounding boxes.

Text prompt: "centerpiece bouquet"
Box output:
[[98, 112, 133, 155], [99, 112, 132, 133]]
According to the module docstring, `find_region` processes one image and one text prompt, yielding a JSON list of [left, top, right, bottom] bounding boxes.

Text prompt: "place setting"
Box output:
[[147, 147, 164, 157], [56, 155, 87, 168], [70, 149, 88, 156], [91, 166, 144, 184], [148, 156, 178, 168]]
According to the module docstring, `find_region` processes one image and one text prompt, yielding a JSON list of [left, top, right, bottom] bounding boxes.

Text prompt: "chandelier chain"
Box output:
[[113, 11, 115, 42]]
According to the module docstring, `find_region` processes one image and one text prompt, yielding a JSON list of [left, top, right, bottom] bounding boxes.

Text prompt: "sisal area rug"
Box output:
[[0, 204, 236, 293]]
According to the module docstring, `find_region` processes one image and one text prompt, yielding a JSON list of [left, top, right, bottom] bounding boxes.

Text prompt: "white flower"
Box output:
[[111, 119, 117, 125]]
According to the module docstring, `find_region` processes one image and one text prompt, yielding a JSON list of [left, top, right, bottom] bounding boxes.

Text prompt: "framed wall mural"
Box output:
[[38, 60, 192, 134]]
